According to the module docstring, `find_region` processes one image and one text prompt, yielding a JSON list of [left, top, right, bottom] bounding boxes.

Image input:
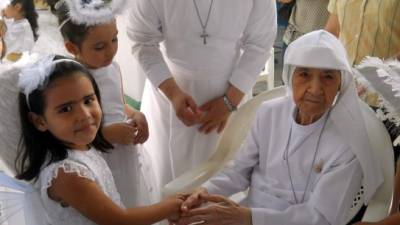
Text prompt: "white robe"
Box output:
[[3, 18, 34, 55], [127, 0, 277, 198], [90, 62, 150, 207], [204, 96, 363, 225]]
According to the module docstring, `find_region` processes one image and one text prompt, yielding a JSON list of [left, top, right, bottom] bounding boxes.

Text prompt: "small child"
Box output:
[[16, 55, 183, 225], [47, 0, 151, 207], [1, 0, 38, 61]]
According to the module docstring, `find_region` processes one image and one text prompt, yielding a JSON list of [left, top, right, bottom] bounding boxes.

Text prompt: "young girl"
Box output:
[[46, 0, 151, 207], [16, 55, 183, 225], [1, 0, 38, 61]]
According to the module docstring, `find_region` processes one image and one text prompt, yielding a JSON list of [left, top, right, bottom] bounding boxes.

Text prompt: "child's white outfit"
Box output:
[[90, 61, 150, 207], [3, 18, 35, 55], [38, 148, 124, 225]]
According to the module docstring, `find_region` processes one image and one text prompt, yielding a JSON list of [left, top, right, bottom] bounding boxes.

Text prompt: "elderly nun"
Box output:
[[177, 30, 383, 225]]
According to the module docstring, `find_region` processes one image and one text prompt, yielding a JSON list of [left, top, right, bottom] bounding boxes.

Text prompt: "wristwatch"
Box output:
[[223, 94, 237, 112]]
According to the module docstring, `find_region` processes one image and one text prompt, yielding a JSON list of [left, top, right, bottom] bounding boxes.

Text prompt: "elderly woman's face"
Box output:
[[292, 67, 341, 123]]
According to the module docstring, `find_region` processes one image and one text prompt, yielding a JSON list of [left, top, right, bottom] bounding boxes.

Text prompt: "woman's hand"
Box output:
[[127, 111, 149, 144], [159, 78, 203, 126], [198, 97, 231, 134], [198, 84, 244, 134], [102, 122, 138, 145], [178, 194, 252, 225]]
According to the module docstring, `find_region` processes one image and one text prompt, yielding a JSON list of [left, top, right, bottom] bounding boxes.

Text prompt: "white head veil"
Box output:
[[282, 30, 383, 203]]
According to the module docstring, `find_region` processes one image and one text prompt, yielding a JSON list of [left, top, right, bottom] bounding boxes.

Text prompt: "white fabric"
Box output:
[[282, 30, 383, 203], [18, 55, 79, 104], [38, 148, 124, 225], [204, 97, 362, 225], [0, 54, 41, 174], [64, 0, 128, 26], [127, 0, 277, 199], [356, 57, 400, 126], [32, 10, 69, 56], [0, 172, 49, 225], [89, 62, 150, 207], [3, 18, 34, 55]]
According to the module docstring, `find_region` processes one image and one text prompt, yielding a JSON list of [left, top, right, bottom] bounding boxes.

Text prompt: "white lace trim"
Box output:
[[43, 160, 96, 190]]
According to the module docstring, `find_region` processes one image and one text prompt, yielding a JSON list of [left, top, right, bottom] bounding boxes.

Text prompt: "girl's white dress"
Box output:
[[90, 62, 150, 207], [38, 148, 124, 225], [3, 18, 34, 55]]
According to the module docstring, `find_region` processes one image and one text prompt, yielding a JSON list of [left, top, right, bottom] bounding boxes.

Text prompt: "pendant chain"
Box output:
[[284, 110, 330, 204], [193, 0, 214, 44]]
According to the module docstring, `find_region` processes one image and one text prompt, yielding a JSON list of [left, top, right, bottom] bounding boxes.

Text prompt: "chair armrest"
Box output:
[[162, 161, 221, 197]]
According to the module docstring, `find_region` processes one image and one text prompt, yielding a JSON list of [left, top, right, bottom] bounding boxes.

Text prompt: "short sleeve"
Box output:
[[41, 160, 96, 191]]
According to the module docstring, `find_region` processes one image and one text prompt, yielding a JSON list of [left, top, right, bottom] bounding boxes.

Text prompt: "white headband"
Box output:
[[56, 0, 127, 28], [18, 55, 82, 110]]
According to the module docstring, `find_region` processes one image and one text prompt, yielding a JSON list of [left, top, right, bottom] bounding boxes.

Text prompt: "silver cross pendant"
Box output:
[[200, 31, 209, 45]]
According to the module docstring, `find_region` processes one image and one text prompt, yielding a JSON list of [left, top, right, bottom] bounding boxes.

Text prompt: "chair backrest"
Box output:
[[342, 100, 394, 223], [361, 101, 394, 221], [162, 86, 287, 196]]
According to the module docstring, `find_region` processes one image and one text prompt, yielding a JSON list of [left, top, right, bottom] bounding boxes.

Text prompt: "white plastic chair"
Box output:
[[346, 101, 394, 222], [162, 86, 394, 223]]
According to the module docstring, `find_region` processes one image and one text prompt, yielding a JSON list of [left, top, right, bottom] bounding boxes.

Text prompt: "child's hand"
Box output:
[[102, 122, 138, 145], [127, 111, 149, 145], [181, 187, 208, 213], [166, 194, 186, 224]]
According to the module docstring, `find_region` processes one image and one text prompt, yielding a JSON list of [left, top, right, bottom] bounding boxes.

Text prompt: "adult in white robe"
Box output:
[[127, 0, 277, 198], [178, 30, 383, 225]]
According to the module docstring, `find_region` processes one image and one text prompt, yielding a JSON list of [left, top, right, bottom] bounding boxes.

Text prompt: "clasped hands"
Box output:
[[102, 111, 149, 145], [168, 188, 252, 225], [159, 78, 239, 134], [171, 91, 231, 134]]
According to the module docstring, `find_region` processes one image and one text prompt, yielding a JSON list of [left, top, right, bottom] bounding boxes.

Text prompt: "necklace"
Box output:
[[283, 110, 330, 204], [193, 0, 214, 45]]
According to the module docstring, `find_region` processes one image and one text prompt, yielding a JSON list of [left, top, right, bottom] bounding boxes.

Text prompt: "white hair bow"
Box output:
[[18, 55, 56, 102], [18, 55, 80, 109]]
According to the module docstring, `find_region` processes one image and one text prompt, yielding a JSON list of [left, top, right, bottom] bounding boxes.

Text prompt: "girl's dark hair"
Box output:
[[46, 0, 91, 47], [11, 0, 39, 41], [16, 55, 113, 181]]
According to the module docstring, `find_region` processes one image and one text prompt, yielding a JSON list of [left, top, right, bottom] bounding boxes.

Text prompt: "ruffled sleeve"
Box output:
[[40, 159, 96, 191]]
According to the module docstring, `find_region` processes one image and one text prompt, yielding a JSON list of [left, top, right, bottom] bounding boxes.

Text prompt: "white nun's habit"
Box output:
[[127, 0, 277, 200], [203, 30, 383, 225]]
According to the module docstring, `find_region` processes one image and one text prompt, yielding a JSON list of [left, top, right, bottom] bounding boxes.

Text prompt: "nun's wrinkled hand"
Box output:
[[181, 187, 209, 213], [198, 97, 230, 134], [178, 195, 252, 225]]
